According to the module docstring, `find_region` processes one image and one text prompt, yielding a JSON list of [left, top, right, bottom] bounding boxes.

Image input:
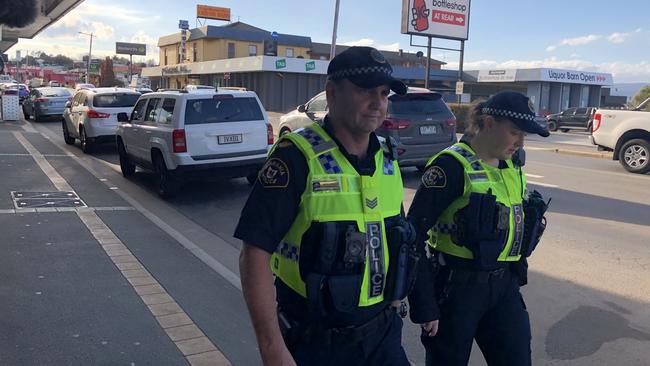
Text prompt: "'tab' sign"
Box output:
[[401, 0, 471, 40]]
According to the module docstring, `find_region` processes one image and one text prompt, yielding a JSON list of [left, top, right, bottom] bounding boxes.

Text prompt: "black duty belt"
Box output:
[[447, 266, 510, 284], [281, 306, 395, 345]]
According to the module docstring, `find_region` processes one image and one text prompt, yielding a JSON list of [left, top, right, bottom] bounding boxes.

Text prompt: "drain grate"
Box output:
[[11, 191, 87, 209]]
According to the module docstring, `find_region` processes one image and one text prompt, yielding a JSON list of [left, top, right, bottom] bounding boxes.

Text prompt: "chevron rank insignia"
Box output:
[[365, 197, 378, 209], [422, 166, 447, 188]]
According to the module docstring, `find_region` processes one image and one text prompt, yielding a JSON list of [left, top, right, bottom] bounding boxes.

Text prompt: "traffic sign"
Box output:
[[455, 81, 464, 95]]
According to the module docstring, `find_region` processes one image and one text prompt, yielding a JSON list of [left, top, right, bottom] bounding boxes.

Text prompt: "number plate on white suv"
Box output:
[[218, 134, 243, 144]]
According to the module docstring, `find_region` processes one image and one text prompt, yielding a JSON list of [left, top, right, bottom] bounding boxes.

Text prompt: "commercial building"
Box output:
[[142, 22, 445, 112]]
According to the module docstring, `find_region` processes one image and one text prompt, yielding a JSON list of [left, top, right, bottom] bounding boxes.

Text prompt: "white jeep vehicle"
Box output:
[[591, 97, 650, 174], [116, 87, 273, 197], [62, 87, 141, 153]]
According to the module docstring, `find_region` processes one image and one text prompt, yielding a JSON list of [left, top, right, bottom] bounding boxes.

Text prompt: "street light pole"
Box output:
[[329, 0, 340, 60], [79, 31, 94, 83]]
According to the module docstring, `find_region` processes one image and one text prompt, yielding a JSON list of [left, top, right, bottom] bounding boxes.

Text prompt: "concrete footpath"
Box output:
[[0, 120, 259, 365]]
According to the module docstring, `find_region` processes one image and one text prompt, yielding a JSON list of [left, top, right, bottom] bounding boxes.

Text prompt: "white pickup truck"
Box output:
[[591, 97, 650, 174]]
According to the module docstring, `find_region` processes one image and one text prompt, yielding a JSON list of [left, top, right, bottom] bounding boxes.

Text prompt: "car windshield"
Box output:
[[93, 93, 141, 107], [184, 97, 264, 124], [388, 93, 446, 114], [41, 88, 72, 97]]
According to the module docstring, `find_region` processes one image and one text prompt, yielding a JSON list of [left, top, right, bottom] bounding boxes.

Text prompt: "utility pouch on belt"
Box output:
[[521, 190, 551, 257], [305, 222, 367, 315], [305, 222, 338, 316], [385, 219, 418, 301], [457, 191, 509, 268]]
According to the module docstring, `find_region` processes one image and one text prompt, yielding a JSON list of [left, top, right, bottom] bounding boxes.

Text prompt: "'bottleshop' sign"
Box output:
[[540, 68, 612, 85]]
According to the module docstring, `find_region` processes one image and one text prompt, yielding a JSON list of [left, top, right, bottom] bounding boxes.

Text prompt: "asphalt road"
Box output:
[[3, 116, 649, 365]]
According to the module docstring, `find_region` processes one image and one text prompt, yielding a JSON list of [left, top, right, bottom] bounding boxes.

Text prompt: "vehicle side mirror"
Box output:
[[297, 104, 306, 113], [117, 112, 129, 122], [64, 101, 71, 109]]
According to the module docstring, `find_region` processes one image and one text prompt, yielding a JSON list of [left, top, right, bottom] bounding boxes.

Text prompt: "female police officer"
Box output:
[[236, 46, 413, 366], [407, 91, 550, 366]]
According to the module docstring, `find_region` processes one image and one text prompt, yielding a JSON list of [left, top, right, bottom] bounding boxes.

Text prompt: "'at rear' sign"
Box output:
[[401, 0, 471, 40]]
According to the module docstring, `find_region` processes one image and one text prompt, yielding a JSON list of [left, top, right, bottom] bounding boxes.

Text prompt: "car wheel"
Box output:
[[80, 126, 93, 153], [62, 120, 75, 145], [547, 120, 558, 131], [117, 139, 136, 177], [619, 139, 650, 174], [560, 128, 570, 133], [279, 127, 291, 136], [153, 152, 177, 198]]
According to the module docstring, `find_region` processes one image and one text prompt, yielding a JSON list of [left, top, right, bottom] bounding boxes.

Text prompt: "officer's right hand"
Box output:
[[421, 320, 439, 337], [260, 342, 296, 366]]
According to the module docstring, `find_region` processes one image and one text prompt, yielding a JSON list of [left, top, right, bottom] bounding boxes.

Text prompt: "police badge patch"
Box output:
[[259, 158, 289, 188], [422, 166, 447, 188]]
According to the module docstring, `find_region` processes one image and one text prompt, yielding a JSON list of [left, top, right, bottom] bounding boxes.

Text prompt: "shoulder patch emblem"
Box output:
[[422, 166, 447, 188], [259, 158, 290, 188]]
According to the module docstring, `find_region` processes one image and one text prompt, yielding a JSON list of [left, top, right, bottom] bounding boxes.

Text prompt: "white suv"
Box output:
[[116, 87, 273, 197], [63, 87, 141, 152]]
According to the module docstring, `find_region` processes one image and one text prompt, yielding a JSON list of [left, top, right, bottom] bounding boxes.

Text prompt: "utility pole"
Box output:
[[329, 0, 340, 60], [78, 31, 94, 83]]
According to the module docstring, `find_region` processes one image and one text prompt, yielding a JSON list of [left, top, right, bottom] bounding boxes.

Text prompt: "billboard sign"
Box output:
[[116, 42, 147, 56], [401, 0, 471, 40], [197, 5, 231, 21], [539, 68, 612, 85], [477, 69, 517, 82]]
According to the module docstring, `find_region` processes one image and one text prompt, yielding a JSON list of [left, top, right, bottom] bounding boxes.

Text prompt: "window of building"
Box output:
[[164, 49, 168, 65], [248, 45, 257, 56], [192, 43, 198, 62], [228, 43, 236, 59], [286, 48, 294, 58]]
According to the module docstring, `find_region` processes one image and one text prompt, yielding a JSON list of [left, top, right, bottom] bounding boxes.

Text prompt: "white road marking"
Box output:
[[526, 173, 544, 179], [527, 180, 559, 188]]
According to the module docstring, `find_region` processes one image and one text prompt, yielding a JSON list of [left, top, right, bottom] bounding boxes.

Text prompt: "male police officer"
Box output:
[[236, 46, 413, 366], [408, 91, 550, 366]]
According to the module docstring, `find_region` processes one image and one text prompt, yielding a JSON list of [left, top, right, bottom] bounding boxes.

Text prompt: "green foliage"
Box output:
[[631, 85, 650, 111]]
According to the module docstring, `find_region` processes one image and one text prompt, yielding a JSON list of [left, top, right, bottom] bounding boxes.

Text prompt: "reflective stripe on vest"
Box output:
[[426, 142, 526, 262], [270, 123, 403, 307]]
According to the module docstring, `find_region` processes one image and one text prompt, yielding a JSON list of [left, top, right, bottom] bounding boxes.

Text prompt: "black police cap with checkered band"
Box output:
[[481, 91, 550, 137], [327, 46, 407, 95]]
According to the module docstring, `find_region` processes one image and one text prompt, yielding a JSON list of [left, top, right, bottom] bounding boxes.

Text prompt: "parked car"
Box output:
[[48, 80, 61, 87], [278, 87, 457, 170], [22, 87, 73, 122], [546, 107, 596, 133], [17, 84, 29, 104], [116, 87, 273, 197], [62, 87, 141, 153], [591, 97, 650, 174]]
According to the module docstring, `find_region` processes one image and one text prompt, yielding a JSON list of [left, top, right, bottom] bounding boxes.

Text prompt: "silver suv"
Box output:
[[116, 88, 273, 197]]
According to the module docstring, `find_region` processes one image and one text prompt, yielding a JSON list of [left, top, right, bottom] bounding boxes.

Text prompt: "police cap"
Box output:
[[481, 91, 550, 137]]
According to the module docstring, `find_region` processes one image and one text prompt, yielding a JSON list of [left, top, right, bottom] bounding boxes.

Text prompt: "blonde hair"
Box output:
[[465, 101, 510, 137]]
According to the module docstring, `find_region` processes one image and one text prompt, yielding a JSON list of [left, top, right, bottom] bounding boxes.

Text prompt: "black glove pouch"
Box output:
[[327, 274, 363, 313]]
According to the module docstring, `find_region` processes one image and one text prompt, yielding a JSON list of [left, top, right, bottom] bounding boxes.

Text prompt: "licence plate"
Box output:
[[218, 134, 243, 144], [420, 125, 437, 135]]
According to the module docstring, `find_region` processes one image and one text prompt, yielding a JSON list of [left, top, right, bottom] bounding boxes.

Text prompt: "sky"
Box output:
[[10, 0, 650, 83]]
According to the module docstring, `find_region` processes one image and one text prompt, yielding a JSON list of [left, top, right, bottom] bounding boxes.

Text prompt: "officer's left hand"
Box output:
[[421, 320, 439, 337]]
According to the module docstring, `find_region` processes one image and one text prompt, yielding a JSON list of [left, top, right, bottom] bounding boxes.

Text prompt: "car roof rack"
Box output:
[[156, 88, 188, 93]]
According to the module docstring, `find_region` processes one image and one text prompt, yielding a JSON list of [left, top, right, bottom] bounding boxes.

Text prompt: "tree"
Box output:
[[631, 85, 650, 111], [99, 57, 115, 87]]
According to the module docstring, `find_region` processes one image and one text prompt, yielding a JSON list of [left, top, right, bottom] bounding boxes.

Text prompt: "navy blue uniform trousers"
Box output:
[[422, 269, 531, 366], [286, 311, 410, 366]]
